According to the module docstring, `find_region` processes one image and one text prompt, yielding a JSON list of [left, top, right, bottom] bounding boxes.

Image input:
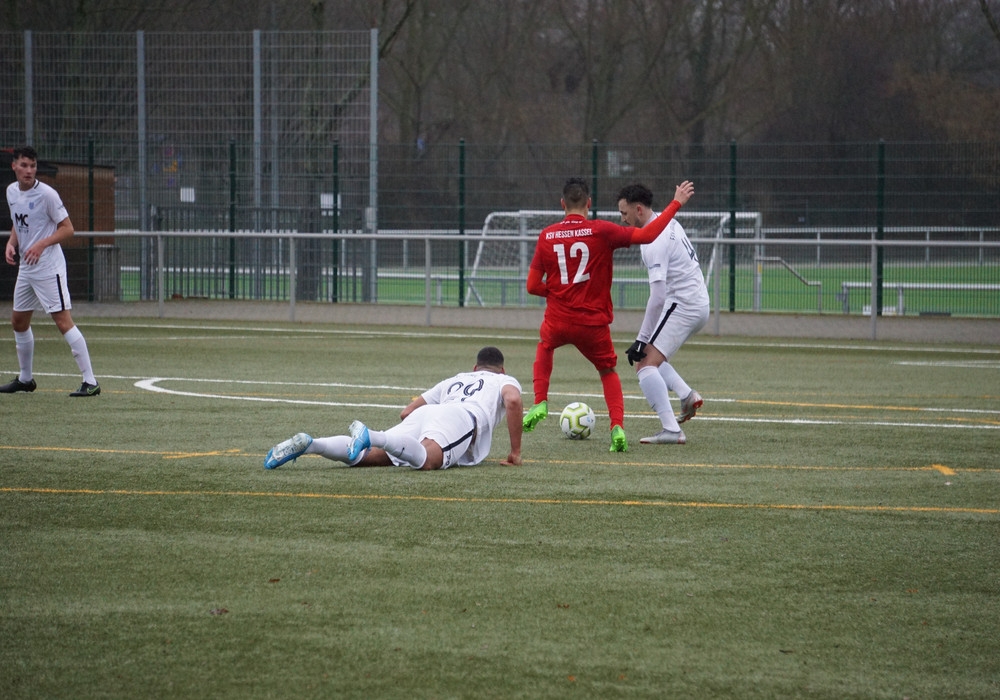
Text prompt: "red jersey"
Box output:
[[529, 214, 635, 326]]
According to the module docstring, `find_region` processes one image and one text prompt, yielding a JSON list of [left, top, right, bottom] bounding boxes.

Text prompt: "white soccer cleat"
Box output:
[[639, 429, 686, 445], [346, 420, 371, 462], [264, 432, 313, 469], [677, 390, 703, 424]]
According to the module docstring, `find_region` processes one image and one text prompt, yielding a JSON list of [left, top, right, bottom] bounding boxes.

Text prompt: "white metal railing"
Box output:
[[67, 231, 1000, 338]]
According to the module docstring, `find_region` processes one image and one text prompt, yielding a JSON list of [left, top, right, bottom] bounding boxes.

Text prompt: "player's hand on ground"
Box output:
[[674, 180, 694, 205], [501, 451, 522, 466]]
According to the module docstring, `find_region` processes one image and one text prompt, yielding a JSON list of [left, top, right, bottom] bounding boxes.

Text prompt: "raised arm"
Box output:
[[629, 181, 694, 246]]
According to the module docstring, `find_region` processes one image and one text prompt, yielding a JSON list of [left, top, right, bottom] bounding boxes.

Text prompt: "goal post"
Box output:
[[466, 210, 762, 307]]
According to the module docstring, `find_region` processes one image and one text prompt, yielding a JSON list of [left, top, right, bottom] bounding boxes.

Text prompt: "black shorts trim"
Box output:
[[648, 302, 678, 345]]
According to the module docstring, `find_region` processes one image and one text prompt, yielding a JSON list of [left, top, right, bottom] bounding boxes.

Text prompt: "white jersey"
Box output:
[[7, 179, 70, 277], [640, 217, 710, 308], [421, 369, 522, 465]]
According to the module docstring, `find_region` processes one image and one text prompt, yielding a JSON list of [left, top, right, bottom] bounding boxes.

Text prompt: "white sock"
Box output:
[[307, 436, 357, 464], [638, 366, 680, 432], [307, 431, 427, 469], [14, 329, 34, 382], [369, 428, 427, 469], [658, 361, 691, 400], [63, 326, 97, 385]]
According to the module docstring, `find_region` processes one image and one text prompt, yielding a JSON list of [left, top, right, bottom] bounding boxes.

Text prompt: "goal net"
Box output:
[[465, 210, 762, 307]]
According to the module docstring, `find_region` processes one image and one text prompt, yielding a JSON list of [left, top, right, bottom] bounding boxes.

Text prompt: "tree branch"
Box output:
[[981, 0, 1000, 44]]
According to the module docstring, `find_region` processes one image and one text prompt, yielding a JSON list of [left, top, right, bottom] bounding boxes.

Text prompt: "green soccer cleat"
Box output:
[[610, 425, 628, 453], [522, 400, 548, 432], [69, 381, 101, 397]]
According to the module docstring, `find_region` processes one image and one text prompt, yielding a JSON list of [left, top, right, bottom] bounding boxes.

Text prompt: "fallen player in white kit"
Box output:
[[264, 346, 523, 470]]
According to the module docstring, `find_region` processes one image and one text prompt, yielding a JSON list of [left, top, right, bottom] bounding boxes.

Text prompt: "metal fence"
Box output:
[[65, 230, 1000, 325], [2, 32, 997, 239], [2, 31, 998, 329], [1, 30, 377, 231]]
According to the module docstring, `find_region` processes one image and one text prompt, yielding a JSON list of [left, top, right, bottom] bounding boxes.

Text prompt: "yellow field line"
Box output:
[[1, 444, 991, 473], [1, 486, 996, 516], [0, 445, 246, 459]]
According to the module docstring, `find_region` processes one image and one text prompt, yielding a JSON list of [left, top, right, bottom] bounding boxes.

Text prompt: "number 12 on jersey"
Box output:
[[554, 242, 591, 285]]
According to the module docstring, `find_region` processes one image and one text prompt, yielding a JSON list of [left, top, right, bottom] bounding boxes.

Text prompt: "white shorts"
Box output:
[[385, 403, 477, 469], [649, 301, 709, 359], [13, 265, 73, 314]]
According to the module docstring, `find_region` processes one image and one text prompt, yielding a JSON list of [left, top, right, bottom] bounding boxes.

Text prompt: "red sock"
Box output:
[[600, 371, 624, 429], [532, 344, 553, 404]]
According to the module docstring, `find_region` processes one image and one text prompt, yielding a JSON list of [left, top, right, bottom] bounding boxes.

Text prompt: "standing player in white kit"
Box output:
[[2, 145, 100, 396], [617, 183, 709, 444], [265, 346, 523, 470]]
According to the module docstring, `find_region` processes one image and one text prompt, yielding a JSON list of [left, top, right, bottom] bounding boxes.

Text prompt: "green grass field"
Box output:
[[2, 319, 998, 698]]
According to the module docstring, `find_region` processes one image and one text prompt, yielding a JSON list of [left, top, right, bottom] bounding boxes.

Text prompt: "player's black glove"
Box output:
[[625, 340, 647, 366]]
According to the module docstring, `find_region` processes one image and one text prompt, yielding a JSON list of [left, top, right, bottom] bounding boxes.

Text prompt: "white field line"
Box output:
[[5, 319, 1000, 356], [129, 376, 999, 431], [7, 370, 997, 429]]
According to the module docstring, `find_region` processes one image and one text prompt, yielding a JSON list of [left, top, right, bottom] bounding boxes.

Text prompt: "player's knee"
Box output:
[[420, 439, 445, 470]]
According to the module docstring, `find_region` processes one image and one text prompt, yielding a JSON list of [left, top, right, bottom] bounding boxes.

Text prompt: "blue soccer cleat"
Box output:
[[346, 420, 371, 462], [264, 432, 313, 469]]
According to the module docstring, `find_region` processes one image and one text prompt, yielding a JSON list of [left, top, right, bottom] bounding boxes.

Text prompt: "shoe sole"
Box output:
[[0, 382, 37, 393], [639, 434, 686, 445], [347, 422, 370, 461], [678, 395, 702, 423], [265, 434, 312, 469], [522, 406, 547, 432]]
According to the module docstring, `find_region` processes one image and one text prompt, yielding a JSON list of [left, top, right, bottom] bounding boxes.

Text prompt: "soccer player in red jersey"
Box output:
[[522, 177, 695, 452]]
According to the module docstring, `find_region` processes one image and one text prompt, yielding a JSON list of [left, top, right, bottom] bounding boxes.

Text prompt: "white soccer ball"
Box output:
[[560, 401, 596, 440]]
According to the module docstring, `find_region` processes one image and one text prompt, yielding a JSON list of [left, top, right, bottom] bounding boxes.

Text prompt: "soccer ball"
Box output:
[[560, 402, 596, 440]]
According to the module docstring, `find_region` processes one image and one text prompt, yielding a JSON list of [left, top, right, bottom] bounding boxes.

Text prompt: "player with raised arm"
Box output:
[[523, 177, 694, 452], [264, 346, 523, 470], [2, 145, 99, 396], [618, 183, 710, 444]]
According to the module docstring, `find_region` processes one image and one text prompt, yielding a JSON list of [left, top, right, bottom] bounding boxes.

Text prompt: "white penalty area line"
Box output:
[[130, 377, 1000, 431], [11, 370, 997, 430], [134, 378, 405, 410]]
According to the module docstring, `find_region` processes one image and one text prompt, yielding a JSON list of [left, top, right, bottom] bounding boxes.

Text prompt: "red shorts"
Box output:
[[539, 317, 618, 372]]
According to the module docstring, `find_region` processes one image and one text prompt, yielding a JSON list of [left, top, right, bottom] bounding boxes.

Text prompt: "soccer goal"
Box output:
[[465, 210, 762, 306]]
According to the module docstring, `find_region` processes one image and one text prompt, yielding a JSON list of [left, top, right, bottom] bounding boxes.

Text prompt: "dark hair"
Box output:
[[562, 177, 589, 207], [617, 183, 653, 207], [476, 346, 504, 368], [12, 145, 38, 161]]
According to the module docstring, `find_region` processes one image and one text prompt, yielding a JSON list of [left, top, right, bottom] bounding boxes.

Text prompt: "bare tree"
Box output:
[[982, 0, 1000, 44]]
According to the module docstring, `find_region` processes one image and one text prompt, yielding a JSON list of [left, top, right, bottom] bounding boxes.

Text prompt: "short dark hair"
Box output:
[[562, 177, 589, 207], [476, 346, 504, 369], [12, 145, 38, 161], [617, 183, 653, 207]]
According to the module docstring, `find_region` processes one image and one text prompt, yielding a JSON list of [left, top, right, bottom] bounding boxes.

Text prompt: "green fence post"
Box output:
[[332, 139, 340, 303], [87, 135, 95, 302], [459, 138, 466, 307], [729, 140, 737, 312], [590, 139, 599, 219], [229, 138, 236, 300], [876, 139, 885, 316]]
